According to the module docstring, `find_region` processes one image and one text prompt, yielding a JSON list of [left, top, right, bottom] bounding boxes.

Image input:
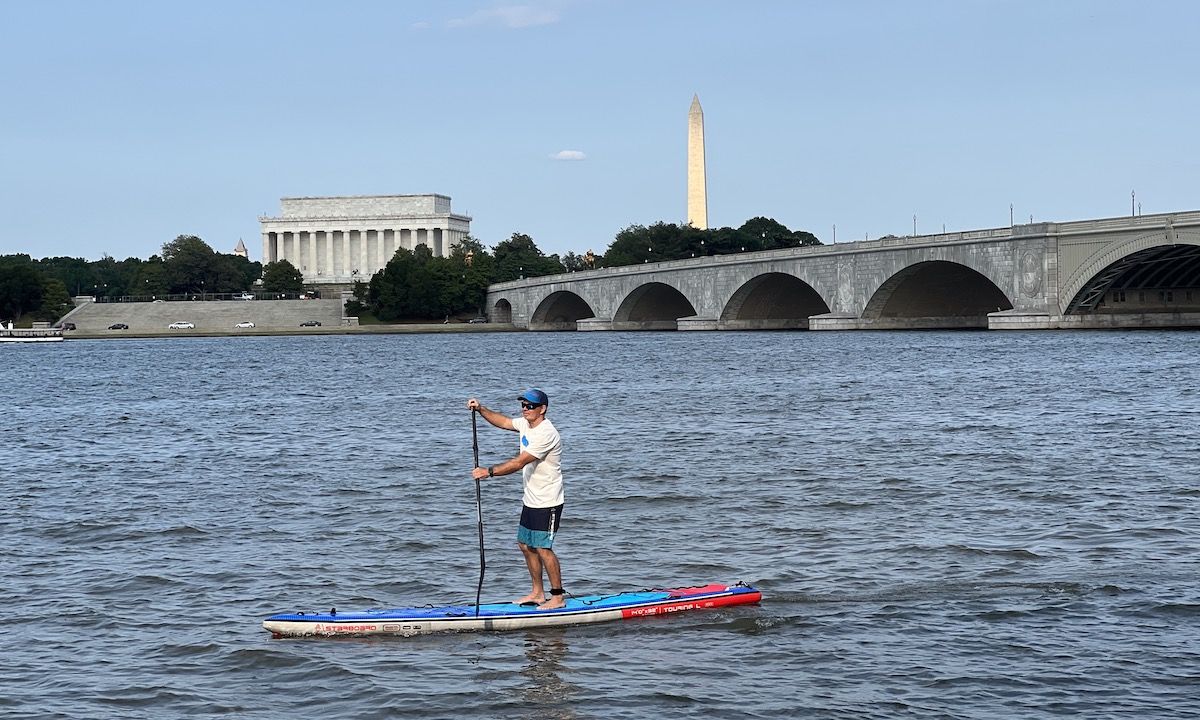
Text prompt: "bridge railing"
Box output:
[[488, 226, 1021, 290]]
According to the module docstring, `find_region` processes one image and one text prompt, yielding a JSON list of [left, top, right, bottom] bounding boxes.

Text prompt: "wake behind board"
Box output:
[[263, 582, 761, 638]]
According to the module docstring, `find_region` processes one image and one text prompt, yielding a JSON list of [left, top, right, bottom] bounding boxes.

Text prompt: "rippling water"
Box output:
[[3, 331, 1198, 719]]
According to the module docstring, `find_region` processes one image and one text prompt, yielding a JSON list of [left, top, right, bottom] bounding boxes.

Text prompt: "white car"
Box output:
[[235, 293, 254, 301], [234, 321, 255, 329], [168, 321, 195, 329]]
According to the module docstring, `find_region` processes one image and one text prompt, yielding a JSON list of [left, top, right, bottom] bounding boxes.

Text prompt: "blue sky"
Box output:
[[2, 0, 1198, 262]]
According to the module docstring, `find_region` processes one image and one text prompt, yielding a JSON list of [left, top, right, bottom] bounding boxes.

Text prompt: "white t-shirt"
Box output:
[[511, 416, 564, 508]]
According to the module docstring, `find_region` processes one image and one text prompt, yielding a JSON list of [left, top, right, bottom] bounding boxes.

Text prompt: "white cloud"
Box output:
[[447, 4, 561, 29], [410, 21, 431, 30], [552, 150, 586, 161]]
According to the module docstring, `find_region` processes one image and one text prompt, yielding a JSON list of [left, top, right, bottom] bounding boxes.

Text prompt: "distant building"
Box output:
[[259, 194, 472, 284], [233, 238, 248, 258]]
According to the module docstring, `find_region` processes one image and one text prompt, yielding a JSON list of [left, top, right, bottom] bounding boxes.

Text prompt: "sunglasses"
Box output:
[[520, 402, 543, 410]]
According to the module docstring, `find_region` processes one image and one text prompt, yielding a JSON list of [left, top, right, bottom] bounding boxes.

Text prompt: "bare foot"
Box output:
[[515, 591, 545, 605], [538, 595, 566, 610]]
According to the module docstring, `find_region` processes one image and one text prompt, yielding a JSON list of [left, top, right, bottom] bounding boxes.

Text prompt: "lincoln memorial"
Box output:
[[259, 194, 472, 284]]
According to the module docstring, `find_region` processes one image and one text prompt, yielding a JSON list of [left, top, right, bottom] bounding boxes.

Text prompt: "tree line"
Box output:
[[351, 216, 820, 320], [1, 235, 262, 325], [2, 216, 820, 324]]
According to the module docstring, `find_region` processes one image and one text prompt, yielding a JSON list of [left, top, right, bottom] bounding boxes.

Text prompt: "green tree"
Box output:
[[603, 222, 692, 266], [162, 235, 218, 294], [601, 218, 821, 267], [211, 254, 253, 293], [133, 257, 169, 298], [261, 260, 304, 294], [36, 256, 96, 297], [449, 236, 494, 315], [492, 233, 563, 283], [561, 251, 587, 271], [237, 257, 264, 290], [362, 238, 495, 321], [345, 280, 370, 317], [0, 255, 44, 321], [738, 217, 820, 249], [37, 277, 75, 322]]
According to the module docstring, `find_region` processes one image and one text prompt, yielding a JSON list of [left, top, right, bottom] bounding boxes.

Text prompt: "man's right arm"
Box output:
[[468, 398, 516, 431]]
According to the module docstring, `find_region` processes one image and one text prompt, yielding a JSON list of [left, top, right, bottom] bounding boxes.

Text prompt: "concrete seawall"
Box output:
[[65, 323, 520, 340], [61, 299, 345, 332]]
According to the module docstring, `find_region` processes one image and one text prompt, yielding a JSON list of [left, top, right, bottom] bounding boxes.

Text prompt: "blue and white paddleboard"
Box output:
[[263, 583, 762, 637]]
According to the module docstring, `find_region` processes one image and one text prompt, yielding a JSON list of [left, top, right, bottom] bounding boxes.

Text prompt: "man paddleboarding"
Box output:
[[468, 388, 566, 610]]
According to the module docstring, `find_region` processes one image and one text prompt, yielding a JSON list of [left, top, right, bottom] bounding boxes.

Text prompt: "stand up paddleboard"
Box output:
[[263, 582, 761, 638]]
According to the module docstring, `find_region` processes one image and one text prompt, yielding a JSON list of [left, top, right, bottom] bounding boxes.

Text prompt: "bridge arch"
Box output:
[[491, 298, 513, 323], [720, 272, 830, 330], [1061, 229, 1200, 315], [862, 260, 1013, 329], [613, 281, 697, 330], [529, 291, 596, 331]]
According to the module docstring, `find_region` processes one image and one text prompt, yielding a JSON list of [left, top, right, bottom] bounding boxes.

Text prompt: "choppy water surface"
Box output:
[[2, 330, 1198, 719]]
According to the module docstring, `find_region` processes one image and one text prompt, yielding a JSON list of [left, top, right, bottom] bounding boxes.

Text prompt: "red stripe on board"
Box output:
[[621, 589, 761, 619]]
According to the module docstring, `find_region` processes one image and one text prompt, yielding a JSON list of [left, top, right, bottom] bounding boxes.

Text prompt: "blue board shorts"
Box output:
[[517, 504, 563, 549]]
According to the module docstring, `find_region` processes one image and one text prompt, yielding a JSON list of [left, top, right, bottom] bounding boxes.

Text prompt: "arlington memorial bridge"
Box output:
[[485, 210, 1200, 331]]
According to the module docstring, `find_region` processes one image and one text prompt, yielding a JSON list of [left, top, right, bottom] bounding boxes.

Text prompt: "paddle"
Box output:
[[471, 408, 486, 617]]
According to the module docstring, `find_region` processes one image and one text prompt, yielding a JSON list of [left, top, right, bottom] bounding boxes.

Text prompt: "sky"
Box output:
[[2, 0, 1198, 263]]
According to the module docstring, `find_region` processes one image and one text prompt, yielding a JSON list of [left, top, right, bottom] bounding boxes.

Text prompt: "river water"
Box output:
[[3, 330, 1198, 719]]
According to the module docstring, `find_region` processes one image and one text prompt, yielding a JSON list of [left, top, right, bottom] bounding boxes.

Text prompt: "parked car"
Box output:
[[468, 317, 488, 324], [234, 321, 255, 329], [57, 322, 77, 330], [299, 320, 322, 327], [168, 321, 195, 329], [235, 293, 254, 301], [108, 323, 128, 330]]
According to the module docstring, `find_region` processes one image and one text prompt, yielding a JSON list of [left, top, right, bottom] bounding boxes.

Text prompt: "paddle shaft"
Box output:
[[472, 409, 485, 617]]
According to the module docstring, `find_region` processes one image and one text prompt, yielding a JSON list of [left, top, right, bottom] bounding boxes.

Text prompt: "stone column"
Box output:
[[359, 229, 368, 276], [307, 231, 318, 278], [262, 232, 272, 264], [342, 231, 351, 278], [325, 231, 334, 279]]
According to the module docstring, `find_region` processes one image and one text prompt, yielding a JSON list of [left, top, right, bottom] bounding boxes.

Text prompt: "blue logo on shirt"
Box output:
[[521, 435, 529, 447]]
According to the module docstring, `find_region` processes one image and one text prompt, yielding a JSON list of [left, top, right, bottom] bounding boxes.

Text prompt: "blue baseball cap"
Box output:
[[518, 388, 549, 407]]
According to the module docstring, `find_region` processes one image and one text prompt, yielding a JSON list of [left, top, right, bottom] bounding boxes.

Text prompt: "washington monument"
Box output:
[[687, 94, 708, 229]]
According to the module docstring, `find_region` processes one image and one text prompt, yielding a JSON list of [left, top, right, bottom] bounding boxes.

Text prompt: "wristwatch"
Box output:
[[487, 466, 494, 477]]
